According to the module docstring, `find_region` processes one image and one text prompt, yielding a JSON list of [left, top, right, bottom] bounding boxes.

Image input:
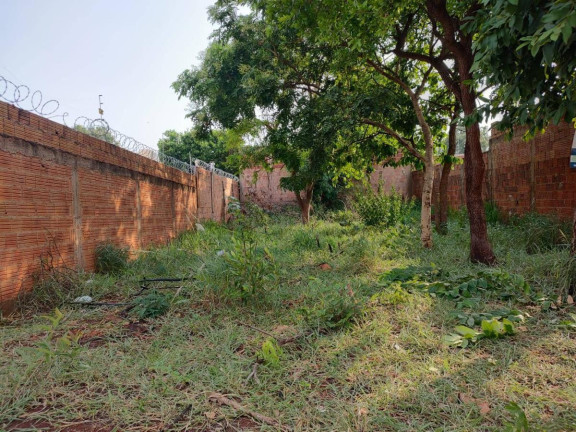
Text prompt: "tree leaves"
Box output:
[[474, 0, 576, 132]]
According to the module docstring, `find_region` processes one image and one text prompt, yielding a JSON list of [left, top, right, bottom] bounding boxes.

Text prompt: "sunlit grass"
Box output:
[[1, 212, 575, 431]]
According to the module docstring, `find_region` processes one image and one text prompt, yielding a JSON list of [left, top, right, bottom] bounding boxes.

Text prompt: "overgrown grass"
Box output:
[[1, 210, 575, 431]]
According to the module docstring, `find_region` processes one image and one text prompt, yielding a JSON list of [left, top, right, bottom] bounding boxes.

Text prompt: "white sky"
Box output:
[[0, 0, 216, 149]]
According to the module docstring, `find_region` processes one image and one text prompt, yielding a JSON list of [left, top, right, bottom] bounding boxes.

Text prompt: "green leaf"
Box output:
[[502, 318, 516, 335], [562, 23, 573, 44], [542, 44, 554, 64], [505, 402, 529, 431], [454, 325, 478, 338], [552, 105, 566, 125], [443, 334, 464, 346]]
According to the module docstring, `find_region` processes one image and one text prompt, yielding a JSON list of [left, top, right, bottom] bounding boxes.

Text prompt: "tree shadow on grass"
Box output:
[[335, 290, 576, 432]]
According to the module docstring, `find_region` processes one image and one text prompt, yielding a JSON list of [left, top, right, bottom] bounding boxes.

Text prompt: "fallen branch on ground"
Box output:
[[245, 362, 260, 385], [161, 403, 193, 431], [208, 392, 290, 431], [140, 277, 191, 282], [66, 301, 130, 307], [235, 321, 276, 339]]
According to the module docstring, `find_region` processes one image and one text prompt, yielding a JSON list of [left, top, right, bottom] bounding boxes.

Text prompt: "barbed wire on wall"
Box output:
[[213, 167, 239, 181], [193, 158, 238, 181], [72, 116, 196, 174], [0, 75, 62, 117], [0, 75, 239, 181], [194, 158, 214, 171]]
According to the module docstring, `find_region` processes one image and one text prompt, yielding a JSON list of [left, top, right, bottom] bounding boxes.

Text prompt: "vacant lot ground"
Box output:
[[1, 209, 575, 431]]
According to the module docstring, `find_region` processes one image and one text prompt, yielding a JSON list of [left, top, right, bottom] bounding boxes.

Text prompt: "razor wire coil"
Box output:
[[0, 75, 239, 180]]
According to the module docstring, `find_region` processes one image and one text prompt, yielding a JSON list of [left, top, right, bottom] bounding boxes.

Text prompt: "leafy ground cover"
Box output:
[[1, 208, 575, 431]]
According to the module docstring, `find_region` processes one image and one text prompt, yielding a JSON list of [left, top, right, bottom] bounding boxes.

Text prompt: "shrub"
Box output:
[[218, 197, 277, 302], [131, 291, 170, 319], [484, 201, 503, 224], [312, 174, 345, 211], [223, 236, 276, 302], [353, 186, 415, 227], [227, 196, 269, 235], [35, 308, 84, 364], [325, 209, 361, 226], [300, 289, 363, 332], [95, 243, 129, 274]]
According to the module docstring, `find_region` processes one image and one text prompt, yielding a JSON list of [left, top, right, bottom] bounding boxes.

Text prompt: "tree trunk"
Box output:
[[295, 184, 313, 224], [571, 208, 576, 256], [436, 117, 457, 235], [460, 88, 496, 264], [425, 0, 496, 265], [421, 156, 435, 248], [364, 57, 435, 248], [410, 93, 435, 249]]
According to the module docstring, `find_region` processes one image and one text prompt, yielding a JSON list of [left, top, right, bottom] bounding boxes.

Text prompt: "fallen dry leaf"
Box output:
[[273, 325, 296, 335], [478, 401, 491, 415], [204, 410, 217, 420], [458, 393, 474, 404], [458, 393, 490, 415]]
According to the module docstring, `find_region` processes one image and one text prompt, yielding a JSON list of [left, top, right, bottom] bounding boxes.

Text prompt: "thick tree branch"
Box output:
[[361, 118, 425, 163], [366, 59, 415, 97]]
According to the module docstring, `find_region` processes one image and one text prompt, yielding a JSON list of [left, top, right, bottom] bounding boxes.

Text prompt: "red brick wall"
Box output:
[[0, 101, 239, 312], [240, 164, 298, 209], [240, 163, 413, 207], [240, 122, 576, 221], [197, 168, 239, 222], [411, 121, 576, 218], [369, 165, 412, 196]]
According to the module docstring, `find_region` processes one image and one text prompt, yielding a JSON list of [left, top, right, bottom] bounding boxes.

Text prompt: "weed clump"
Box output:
[[484, 200, 503, 224], [324, 209, 361, 226], [443, 316, 517, 348], [379, 266, 531, 301], [35, 308, 84, 364], [131, 290, 170, 319], [300, 288, 363, 332], [257, 338, 283, 367], [95, 243, 129, 275], [553, 254, 576, 298], [354, 186, 415, 227], [521, 215, 570, 254], [19, 265, 84, 312]]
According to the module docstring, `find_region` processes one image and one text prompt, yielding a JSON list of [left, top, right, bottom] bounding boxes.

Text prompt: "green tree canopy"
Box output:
[[173, 4, 393, 223], [157, 129, 242, 175], [473, 0, 576, 133], [257, 0, 496, 262]]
